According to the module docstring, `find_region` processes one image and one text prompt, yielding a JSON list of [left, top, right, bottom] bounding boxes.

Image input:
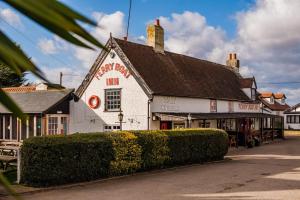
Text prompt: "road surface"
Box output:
[[6, 135, 300, 200]]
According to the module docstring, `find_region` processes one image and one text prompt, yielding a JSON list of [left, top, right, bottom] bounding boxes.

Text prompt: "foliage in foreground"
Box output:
[[21, 129, 228, 187]]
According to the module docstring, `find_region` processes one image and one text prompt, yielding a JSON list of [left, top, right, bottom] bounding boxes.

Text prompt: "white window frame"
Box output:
[[46, 114, 69, 135], [105, 89, 121, 111]]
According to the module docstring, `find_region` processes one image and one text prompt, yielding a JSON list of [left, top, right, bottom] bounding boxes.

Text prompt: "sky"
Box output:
[[0, 0, 300, 105]]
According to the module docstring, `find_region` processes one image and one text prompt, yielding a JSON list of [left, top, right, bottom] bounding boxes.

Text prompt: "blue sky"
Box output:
[[0, 0, 300, 104]]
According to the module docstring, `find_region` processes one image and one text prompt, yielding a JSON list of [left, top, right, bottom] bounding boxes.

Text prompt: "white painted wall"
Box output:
[[151, 96, 261, 114], [69, 50, 149, 133]]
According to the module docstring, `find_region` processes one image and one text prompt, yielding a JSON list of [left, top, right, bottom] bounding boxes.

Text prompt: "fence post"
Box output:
[[17, 148, 21, 184]]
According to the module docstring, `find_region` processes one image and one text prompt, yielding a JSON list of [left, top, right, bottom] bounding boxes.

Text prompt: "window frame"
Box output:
[[104, 88, 122, 112]]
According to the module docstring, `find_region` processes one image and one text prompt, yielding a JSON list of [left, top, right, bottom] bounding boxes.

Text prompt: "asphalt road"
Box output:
[[7, 136, 300, 200]]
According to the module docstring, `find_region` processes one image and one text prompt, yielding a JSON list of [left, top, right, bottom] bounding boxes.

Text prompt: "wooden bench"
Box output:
[[0, 155, 17, 170]]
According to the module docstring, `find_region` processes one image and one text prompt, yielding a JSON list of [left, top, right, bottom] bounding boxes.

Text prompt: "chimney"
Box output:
[[226, 53, 240, 73], [147, 19, 164, 53]]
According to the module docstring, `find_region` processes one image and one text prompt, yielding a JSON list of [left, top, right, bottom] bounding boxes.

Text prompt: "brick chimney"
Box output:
[[147, 19, 164, 53], [226, 53, 240, 73]]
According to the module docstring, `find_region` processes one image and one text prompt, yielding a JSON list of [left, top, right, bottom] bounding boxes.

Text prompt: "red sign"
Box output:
[[95, 63, 131, 80], [106, 78, 119, 86]]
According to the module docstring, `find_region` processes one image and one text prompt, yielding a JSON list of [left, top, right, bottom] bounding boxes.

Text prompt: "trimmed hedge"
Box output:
[[21, 132, 141, 186], [131, 130, 169, 170], [21, 128, 228, 187], [163, 129, 228, 165]]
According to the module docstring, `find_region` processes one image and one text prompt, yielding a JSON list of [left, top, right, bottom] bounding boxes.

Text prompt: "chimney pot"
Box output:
[[147, 19, 164, 53], [156, 19, 160, 26]]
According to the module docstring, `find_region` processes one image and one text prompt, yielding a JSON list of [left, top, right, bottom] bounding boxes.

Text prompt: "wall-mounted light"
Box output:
[[110, 52, 116, 59], [152, 115, 157, 121]]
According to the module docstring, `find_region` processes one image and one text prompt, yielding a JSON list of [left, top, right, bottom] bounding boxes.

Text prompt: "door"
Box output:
[[160, 121, 172, 130]]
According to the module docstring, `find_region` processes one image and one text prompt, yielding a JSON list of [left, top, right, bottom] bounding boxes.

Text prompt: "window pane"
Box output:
[[105, 89, 121, 111]]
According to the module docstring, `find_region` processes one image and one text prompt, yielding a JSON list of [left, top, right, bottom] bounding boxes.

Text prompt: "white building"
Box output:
[[69, 20, 284, 145], [284, 104, 300, 130]]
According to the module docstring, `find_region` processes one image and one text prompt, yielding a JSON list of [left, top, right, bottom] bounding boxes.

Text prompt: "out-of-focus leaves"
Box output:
[[0, 88, 26, 121], [3, 0, 106, 50], [0, 31, 46, 80], [0, 173, 21, 200]]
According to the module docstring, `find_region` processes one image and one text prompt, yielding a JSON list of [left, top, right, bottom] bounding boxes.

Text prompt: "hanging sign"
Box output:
[[88, 95, 100, 109], [95, 63, 131, 80]]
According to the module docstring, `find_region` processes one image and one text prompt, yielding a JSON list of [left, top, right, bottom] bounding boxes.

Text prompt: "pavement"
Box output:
[[3, 135, 300, 200]]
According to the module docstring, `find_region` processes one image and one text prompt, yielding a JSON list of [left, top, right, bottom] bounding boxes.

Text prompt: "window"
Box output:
[[282, 98, 285, 104], [174, 123, 185, 129], [61, 117, 68, 134], [199, 120, 211, 128], [210, 100, 217, 113], [251, 88, 256, 100], [104, 125, 120, 132], [287, 115, 300, 124], [48, 117, 58, 135], [270, 97, 274, 104], [105, 89, 121, 111]]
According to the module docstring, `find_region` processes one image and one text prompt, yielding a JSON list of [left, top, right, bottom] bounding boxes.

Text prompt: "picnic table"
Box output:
[[0, 142, 21, 170], [0, 155, 17, 170]]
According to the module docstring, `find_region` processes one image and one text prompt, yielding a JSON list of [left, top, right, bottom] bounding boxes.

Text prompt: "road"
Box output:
[[7, 135, 300, 200]]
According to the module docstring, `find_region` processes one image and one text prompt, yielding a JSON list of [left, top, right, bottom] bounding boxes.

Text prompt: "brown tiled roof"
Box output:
[[262, 99, 290, 111], [3, 86, 36, 93], [114, 38, 250, 101], [240, 78, 254, 88], [274, 93, 286, 99], [259, 92, 274, 98]]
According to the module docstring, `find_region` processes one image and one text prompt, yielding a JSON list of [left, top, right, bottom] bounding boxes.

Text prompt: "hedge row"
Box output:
[[21, 129, 228, 187]]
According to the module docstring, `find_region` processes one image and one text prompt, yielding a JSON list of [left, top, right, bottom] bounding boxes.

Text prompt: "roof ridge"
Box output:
[[113, 37, 238, 74]]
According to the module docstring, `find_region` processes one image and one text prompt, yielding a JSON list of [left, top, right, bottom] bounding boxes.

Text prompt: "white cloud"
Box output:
[[159, 11, 226, 58], [0, 8, 22, 28], [41, 66, 86, 89], [38, 39, 57, 54], [73, 11, 126, 68], [38, 36, 69, 55], [156, 1, 300, 105]]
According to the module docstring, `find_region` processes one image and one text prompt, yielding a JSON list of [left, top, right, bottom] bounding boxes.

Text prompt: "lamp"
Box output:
[[118, 110, 124, 130], [187, 113, 192, 128]]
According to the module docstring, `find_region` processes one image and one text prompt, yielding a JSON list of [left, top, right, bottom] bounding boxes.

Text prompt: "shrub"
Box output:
[[163, 129, 228, 165], [20, 128, 228, 187], [131, 130, 169, 170], [21, 132, 141, 187]]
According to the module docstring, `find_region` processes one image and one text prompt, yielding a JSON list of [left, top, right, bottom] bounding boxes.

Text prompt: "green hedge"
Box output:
[[163, 129, 228, 165], [21, 132, 141, 186], [21, 128, 228, 187], [131, 130, 169, 170]]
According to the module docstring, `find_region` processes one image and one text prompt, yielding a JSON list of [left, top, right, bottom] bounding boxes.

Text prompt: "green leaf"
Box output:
[[0, 173, 21, 200], [0, 31, 47, 82], [3, 0, 107, 50], [0, 88, 26, 121]]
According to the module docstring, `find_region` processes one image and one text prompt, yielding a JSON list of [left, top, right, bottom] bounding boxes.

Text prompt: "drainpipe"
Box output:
[[147, 98, 153, 130]]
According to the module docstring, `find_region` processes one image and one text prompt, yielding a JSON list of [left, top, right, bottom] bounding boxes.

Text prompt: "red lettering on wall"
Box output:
[[106, 78, 119, 86], [95, 62, 131, 80]]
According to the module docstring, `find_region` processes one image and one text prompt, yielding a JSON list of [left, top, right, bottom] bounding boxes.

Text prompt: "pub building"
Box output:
[[0, 83, 73, 141], [69, 19, 285, 146]]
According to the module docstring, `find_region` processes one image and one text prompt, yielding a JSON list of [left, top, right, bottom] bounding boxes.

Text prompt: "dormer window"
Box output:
[[251, 88, 256, 100], [282, 98, 285, 104], [270, 96, 274, 104]]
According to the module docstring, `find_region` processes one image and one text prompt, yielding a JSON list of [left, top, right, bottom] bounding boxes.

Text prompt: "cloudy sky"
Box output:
[[0, 0, 299, 104]]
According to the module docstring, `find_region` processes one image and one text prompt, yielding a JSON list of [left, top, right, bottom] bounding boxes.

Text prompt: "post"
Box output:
[[59, 72, 63, 86], [17, 148, 21, 184]]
